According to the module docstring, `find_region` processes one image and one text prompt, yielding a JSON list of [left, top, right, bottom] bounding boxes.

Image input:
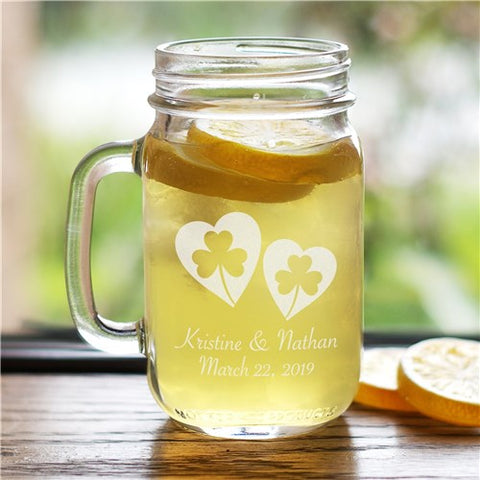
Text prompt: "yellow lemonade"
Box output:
[[142, 118, 363, 435]]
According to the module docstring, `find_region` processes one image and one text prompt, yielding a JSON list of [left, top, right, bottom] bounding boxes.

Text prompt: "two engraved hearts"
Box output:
[[175, 212, 336, 320]]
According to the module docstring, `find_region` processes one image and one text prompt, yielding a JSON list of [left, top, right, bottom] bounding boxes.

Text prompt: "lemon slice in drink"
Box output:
[[397, 338, 480, 426], [187, 119, 362, 184], [355, 348, 416, 411], [143, 135, 313, 202]]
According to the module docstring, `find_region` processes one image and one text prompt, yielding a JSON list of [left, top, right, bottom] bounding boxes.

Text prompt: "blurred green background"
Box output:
[[2, 1, 479, 334]]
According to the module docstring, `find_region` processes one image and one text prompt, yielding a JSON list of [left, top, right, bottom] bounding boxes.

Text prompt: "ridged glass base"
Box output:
[[174, 421, 325, 440]]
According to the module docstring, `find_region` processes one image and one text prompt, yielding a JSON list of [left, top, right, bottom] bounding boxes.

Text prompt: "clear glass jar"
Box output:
[[66, 37, 363, 439]]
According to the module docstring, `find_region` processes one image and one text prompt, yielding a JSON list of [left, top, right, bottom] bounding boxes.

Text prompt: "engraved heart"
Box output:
[[263, 239, 337, 320], [175, 212, 261, 306]]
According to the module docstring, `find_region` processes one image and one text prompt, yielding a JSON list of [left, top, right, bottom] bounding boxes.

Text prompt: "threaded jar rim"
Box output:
[[149, 37, 355, 119]]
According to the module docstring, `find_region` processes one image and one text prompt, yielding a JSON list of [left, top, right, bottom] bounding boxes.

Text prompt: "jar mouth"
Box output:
[[157, 37, 347, 59], [154, 37, 350, 77], [150, 37, 355, 119]]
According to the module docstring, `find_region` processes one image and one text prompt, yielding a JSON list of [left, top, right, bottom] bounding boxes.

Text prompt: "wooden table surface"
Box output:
[[2, 374, 479, 479]]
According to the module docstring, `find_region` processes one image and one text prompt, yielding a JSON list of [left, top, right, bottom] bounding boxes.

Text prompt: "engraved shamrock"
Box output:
[[275, 254, 323, 298], [264, 240, 336, 319], [192, 231, 247, 279], [176, 212, 261, 306]]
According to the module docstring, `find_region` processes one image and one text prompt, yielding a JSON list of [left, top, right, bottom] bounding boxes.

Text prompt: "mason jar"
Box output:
[[66, 37, 363, 439]]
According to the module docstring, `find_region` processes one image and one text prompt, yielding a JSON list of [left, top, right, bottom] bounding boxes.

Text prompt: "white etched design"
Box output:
[[175, 212, 261, 306], [263, 239, 337, 320]]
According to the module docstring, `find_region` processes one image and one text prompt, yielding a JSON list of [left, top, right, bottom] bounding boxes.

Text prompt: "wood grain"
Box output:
[[2, 374, 479, 479]]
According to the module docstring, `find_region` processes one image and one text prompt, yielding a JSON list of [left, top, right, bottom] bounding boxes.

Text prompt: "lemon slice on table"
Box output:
[[187, 119, 362, 184], [355, 348, 416, 411], [398, 338, 480, 426]]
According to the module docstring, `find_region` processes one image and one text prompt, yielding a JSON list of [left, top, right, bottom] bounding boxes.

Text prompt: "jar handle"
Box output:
[[65, 140, 144, 354]]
